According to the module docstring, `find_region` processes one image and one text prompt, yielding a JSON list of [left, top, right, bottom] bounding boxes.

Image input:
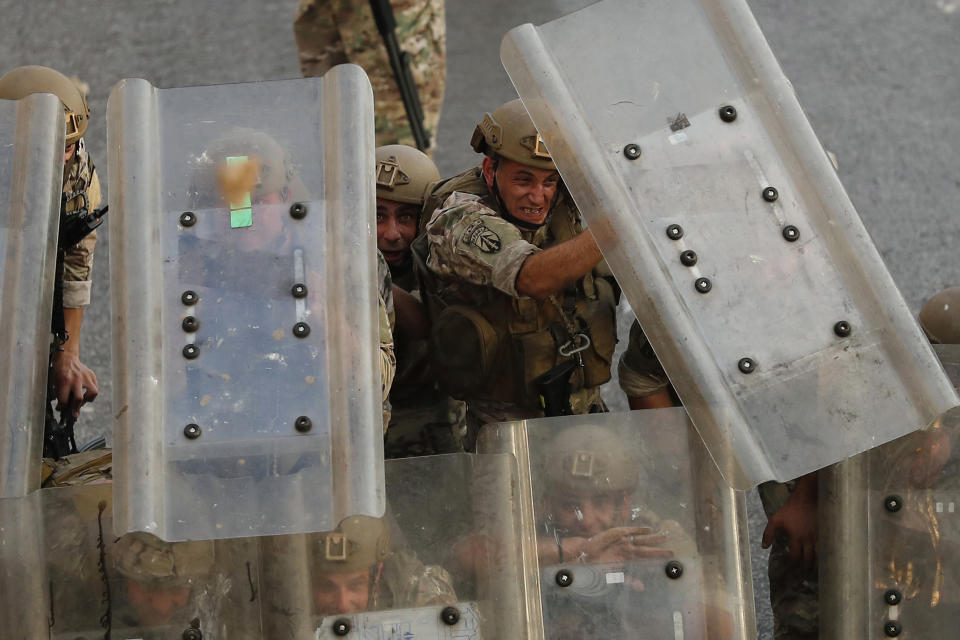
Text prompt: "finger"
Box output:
[[629, 534, 669, 546], [630, 547, 675, 559], [761, 521, 775, 549]]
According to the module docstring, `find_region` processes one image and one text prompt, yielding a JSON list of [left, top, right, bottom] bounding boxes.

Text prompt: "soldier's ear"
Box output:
[[481, 156, 497, 189]]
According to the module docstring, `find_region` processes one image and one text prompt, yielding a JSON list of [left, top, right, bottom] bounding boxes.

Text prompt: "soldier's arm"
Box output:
[[515, 230, 603, 300], [391, 284, 429, 341]]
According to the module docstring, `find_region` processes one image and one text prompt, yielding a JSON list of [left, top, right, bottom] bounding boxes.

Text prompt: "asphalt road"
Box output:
[[4, 1, 960, 638]]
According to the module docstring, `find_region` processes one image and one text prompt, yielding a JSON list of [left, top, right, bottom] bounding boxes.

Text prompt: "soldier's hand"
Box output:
[[52, 351, 99, 418], [761, 491, 817, 572], [581, 526, 674, 562]]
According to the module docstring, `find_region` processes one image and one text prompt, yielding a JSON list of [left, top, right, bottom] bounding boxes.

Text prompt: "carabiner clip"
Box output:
[[558, 333, 591, 357]]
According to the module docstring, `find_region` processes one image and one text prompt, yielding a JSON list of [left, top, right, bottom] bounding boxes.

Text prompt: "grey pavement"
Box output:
[[4, 1, 960, 638]]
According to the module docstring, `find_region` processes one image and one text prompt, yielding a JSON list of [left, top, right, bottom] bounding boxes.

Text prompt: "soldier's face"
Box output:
[[126, 580, 192, 626], [482, 157, 559, 227], [551, 491, 623, 538], [376, 198, 419, 264], [314, 568, 371, 615]]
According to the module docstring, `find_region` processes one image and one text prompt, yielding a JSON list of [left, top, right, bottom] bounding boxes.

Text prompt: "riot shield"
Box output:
[[258, 453, 528, 639], [0, 93, 64, 498], [821, 344, 960, 639], [498, 0, 958, 488], [106, 68, 383, 540], [478, 409, 755, 639], [0, 492, 50, 639]]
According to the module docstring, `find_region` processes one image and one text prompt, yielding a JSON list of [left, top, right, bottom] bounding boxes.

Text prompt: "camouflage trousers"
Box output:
[[758, 481, 819, 640]]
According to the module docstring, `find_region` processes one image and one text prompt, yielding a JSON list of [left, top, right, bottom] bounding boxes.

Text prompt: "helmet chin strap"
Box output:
[[489, 165, 552, 231]]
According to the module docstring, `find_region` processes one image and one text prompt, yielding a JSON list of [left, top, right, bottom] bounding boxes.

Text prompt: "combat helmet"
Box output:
[[313, 516, 391, 574], [112, 532, 215, 586], [919, 286, 960, 344], [0, 65, 91, 146], [544, 424, 639, 495], [470, 99, 555, 171], [375, 145, 440, 206]]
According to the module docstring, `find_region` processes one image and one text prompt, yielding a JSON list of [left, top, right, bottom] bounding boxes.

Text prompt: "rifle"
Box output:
[[43, 196, 108, 459], [532, 360, 578, 417], [368, 0, 430, 151]]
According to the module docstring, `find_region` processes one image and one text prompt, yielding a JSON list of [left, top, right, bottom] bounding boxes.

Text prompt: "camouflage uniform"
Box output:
[[418, 169, 618, 434], [294, 0, 446, 153], [378, 250, 397, 431], [61, 138, 99, 309]]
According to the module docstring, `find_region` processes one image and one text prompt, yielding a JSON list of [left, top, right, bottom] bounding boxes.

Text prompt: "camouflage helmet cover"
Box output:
[[112, 532, 214, 586], [375, 144, 440, 206], [544, 424, 639, 495], [312, 515, 391, 575], [0, 65, 91, 145], [919, 286, 960, 344], [470, 99, 556, 171]]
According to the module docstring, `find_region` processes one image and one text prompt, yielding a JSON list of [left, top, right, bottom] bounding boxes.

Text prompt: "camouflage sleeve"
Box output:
[[378, 253, 397, 431], [62, 169, 100, 309], [618, 319, 670, 398], [425, 192, 540, 298], [294, 0, 350, 77]]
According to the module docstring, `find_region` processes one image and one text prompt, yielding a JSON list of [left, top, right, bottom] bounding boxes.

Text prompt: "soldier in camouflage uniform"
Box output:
[[375, 144, 466, 455], [311, 515, 456, 617], [415, 100, 620, 444], [294, 0, 445, 153], [0, 66, 100, 420]]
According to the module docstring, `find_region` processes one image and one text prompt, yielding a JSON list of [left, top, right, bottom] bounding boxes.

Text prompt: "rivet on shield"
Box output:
[[623, 143, 641, 160], [883, 589, 902, 606], [332, 619, 351, 636], [738, 357, 756, 374], [884, 495, 902, 513], [680, 250, 698, 267], [555, 568, 573, 587], [694, 277, 712, 294], [884, 620, 902, 637], [182, 344, 199, 360], [440, 606, 461, 626], [782, 225, 800, 242], [181, 290, 199, 306], [289, 202, 308, 220], [291, 283, 308, 299], [666, 224, 684, 240], [719, 105, 738, 123], [179, 211, 197, 227], [182, 316, 199, 333], [762, 187, 779, 202], [295, 416, 313, 433], [665, 560, 684, 579], [183, 424, 201, 440], [182, 628, 203, 640], [293, 322, 311, 338], [834, 321, 852, 338]]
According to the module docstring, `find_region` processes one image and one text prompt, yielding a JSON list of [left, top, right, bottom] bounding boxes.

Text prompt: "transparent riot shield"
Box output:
[[821, 344, 960, 639], [0, 94, 64, 498], [258, 453, 528, 639], [499, 0, 958, 488], [0, 492, 50, 639], [106, 68, 383, 540], [478, 409, 755, 639]]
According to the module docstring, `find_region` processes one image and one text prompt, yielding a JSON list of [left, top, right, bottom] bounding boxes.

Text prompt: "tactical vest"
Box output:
[[63, 141, 95, 218], [415, 168, 618, 410]]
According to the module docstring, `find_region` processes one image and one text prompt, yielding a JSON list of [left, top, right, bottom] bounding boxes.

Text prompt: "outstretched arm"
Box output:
[[516, 230, 603, 300]]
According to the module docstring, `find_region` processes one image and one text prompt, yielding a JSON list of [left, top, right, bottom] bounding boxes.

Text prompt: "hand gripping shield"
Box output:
[[107, 69, 384, 540], [499, 0, 959, 488], [478, 410, 756, 639], [820, 345, 960, 639], [0, 94, 64, 498]]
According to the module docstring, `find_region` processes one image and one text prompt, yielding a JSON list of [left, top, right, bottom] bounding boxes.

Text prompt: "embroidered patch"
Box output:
[[462, 219, 502, 253]]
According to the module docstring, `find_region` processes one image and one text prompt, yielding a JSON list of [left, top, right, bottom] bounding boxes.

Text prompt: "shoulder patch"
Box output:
[[461, 219, 502, 253]]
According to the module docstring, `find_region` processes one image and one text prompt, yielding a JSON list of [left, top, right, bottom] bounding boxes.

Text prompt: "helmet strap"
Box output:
[[368, 562, 384, 609]]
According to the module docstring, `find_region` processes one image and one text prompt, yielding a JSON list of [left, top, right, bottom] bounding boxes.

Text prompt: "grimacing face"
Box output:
[[550, 491, 626, 538], [314, 568, 372, 615], [482, 156, 560, 227], [376, 197, 419, 265]]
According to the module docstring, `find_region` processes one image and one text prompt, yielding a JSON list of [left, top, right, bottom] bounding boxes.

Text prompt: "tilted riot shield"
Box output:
[[0, 493, 49, 639], [821, 344, 960, 639], [498, 0, 958, 488], [106, 69, 383, 540], [0, 94, 64, 498], [478, 409, 755, 639], [259, 453, 527, 639]]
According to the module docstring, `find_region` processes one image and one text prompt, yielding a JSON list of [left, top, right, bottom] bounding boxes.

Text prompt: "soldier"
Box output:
[[311, 515, 456, 617], [416, 99, 619, 442], [375, 144, 466, 455], [0, 65, 99, 421], [293, 0, 445, 153]]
